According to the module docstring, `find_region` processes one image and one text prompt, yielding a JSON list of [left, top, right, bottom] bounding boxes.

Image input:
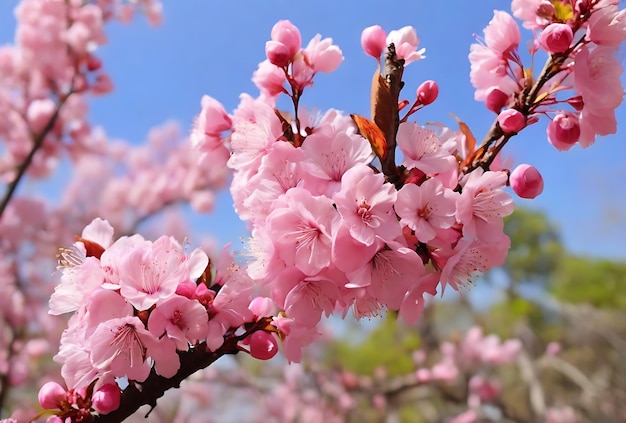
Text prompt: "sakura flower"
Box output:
[[303, 34, 343, 73], [394, 178, 458, 243], [586, 3, 626, 48], [148, 295, 210, 350], [299, 114, 372, 191], [396, 122, 457, 175], [469, 10, 522, 101], [89, 315, 162, 382], [386, 26, 425, 65], [265, 187, 339, 276], [456, 169, 514, 242], [333, 164, 400, 246], [49, 257, 105, 315], [437, 236, 510, 293], [118, 236, 188, 311]]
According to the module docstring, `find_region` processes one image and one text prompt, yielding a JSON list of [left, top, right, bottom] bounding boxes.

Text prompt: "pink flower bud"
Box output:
[[416, 80, 438, 105], [510, 164, 544, 199], [270, 20, 301, 58], [485, 87, 509, 114], [497, 109, 526, 133], [249, 331, 278, 360], [547, 111, 580, 151], [545, 341, 561, 356], [360, 25, 387, 59], [91, 383, 121, 415], [539, 23, 573, 54], [27, 99, 56, 133], [38, 381, 67, 410], [265, 40, 291, 67]]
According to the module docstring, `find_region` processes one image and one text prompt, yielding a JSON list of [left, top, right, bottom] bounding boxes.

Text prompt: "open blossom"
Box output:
[[394, 178, 458, 243], [148, 295, 210, 350], [586, 3, 626, 48], [456, 169, 514, 242], [117, 236, 192, 311], [437, 236, 510, 293], [333, 164, 399, 246], [573, 46, 623, 146], [396, 122, 457, 175], [386, 26, 425, 64], [469, 10, 521, 101], [265, 187, 339, 276]]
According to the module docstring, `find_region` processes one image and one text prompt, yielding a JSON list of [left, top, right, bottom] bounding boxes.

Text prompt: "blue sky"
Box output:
[[1, 0, 625, 260]]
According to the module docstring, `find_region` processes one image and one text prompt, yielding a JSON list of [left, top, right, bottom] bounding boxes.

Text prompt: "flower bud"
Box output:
[[539, 23, 573, 54], [416, 80, 438, 105], [497, 109, 526, 133], [270, 20, 301, 58], [361, 25, 387, 59], [510, 164, 544, 199], [485, 87, 509, 114], [249, 331, 278, 360], [38, 381, 67, 410], [265, 40, 291, 67], [92, 383, 121, 415], [547, 112, 580, 151]]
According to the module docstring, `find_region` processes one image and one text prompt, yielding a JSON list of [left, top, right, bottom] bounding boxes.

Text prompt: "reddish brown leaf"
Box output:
[[450, 113, 477, 167], [351, 114, 387, 160], [370, 66, 395, 140]]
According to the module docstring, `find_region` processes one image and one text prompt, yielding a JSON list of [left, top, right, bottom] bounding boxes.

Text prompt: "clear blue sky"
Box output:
[[1, 1, 625, 259]]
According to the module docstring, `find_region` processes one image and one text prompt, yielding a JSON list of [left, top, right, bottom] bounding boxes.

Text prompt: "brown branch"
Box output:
[[93, 337, 241, 422], [0, 94, 71, 220], [379, 43, 405, 188]]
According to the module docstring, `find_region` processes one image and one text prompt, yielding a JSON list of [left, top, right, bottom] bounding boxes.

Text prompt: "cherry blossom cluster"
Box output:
[[0, 0, 162, 182], [471, 0, 625, 151], [41, 217, 278, 419], [192, 20, 515, 362]]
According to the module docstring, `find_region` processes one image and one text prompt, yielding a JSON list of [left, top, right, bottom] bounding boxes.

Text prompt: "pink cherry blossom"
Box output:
[[511, 0, 551, 29], [148, 295, 210, 350], [252, 59, 287, 97], [386, 26, 425, 65], [437, 236, 510, 293], [456, 169, 514, 242], [303, 34, 343, 73], [469, 11, 522, 101], [394, 178, 458, 243], [89, 315, 159, 382], [333, 164, 399, 246], [117, 236, 188, 311], [396, 122, 457, 176], [586, 3, 626, 48], [265, 187, 339, 276]]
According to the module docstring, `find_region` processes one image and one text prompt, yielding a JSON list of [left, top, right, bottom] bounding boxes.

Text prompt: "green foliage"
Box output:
[[503, 208, 564, 284], [327, 314, 421, 377], [550, 255, 626, 308]]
